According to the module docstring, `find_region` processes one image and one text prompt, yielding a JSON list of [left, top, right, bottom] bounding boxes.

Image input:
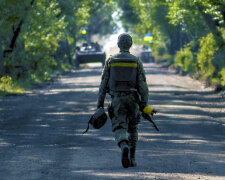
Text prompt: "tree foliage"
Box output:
[[118, 0, 225, 87], [87, 0, 117, 39], [0, 0, 225, 94], [0, 0, 117, 94]]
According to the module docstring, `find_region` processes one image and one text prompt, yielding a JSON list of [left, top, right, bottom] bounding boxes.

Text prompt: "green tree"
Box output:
[[167, 0, 225, 85], [56, 0, 91, 65], [56, 0, 117, 63], [116, 0, 225, 87], [0, 0, 35, 57], [0, 0, 118, 84], [0, 36, 3, 76], [118, 0, 140, 32], [167, 0, 225, 47], [118, 0, 189, 54], [0, 0, 67, 81], [87, 0, 118, 41]]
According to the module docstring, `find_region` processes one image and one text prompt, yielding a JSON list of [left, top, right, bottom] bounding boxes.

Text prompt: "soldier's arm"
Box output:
[[97, 58, 110, 108], [137, 59, 149, 108]]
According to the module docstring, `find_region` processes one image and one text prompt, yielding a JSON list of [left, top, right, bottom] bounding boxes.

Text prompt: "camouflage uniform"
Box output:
[[97, 50, 149, 150]]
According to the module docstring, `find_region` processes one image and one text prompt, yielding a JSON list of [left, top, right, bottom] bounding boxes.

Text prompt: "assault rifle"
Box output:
[[141, 111, 159, 131], [136, 93, 159, 131]]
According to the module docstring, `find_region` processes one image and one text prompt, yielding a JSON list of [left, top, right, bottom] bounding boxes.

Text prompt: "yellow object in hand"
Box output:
[[143, 106, 154, 115], [143, 106, 157, 115]]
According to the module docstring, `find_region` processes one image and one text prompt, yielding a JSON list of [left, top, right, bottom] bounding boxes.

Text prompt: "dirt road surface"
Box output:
[[0, 61, 225, 180]]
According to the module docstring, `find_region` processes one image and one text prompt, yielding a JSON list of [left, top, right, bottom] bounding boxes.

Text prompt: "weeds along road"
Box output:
[[0, 62, 225, 180]]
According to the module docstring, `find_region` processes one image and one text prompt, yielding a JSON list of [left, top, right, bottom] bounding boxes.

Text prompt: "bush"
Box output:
[[219, 68, 225, 86], [197, 33, 216, 79], [157, 46, 166, 56], [174, 46, 195, 72], [0, 76, 23, 96]]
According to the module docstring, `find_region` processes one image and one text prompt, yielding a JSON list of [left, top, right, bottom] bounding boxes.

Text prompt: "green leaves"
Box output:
[[0, 0, 118, 86], [118, 0, 225, 87], [197, 33, 216, 78], [175, 46, 195, 72], [1, 0, 224, 91], [0, 0, 67, 82]]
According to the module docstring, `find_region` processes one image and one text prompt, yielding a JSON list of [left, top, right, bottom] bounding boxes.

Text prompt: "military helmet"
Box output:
[[91, 107, 107, 129], [83, 107, 107, 133], [117, 33, 132, 50]]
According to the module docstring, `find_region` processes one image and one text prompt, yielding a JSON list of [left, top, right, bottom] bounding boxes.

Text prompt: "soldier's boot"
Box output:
[[130, 147, 137, 167], [120, 141, 130, 168]]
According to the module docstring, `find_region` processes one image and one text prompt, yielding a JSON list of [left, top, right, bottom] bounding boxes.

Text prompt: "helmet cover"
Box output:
[[117, 33, 132, 50]]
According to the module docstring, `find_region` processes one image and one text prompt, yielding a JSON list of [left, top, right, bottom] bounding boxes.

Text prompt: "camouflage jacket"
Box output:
[[97, 50, 149, 107]]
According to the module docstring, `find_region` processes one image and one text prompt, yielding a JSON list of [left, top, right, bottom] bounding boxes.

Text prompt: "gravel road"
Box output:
[[0, 61, 225, 180]]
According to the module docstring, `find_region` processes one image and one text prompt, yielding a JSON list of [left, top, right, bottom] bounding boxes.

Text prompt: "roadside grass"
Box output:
[[154, 53, 173, 64], [0, 67, 70, 97], [154, 53, 225, 91], [0, 76, 24, 96]]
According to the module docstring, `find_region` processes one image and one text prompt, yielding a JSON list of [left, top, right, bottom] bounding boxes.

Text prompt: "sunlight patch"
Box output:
[[45, 112, 76, 115], [71, 170, 225, 180], [0, 142, 13, 147]]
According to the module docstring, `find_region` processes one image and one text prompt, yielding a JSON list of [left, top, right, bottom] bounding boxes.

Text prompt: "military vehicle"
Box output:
[[74, 42, 106, 67], [140, 45, 155, 63]]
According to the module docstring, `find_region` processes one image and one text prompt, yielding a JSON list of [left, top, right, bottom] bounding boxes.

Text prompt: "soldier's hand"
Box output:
[[143, 106, 157, 116], [97, 105, 104, 109], [97, 101, 104, 109], [140, 102, 147, 112]]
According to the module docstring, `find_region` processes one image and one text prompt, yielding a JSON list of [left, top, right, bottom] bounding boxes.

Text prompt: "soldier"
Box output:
[[97, 33, 149, 168]]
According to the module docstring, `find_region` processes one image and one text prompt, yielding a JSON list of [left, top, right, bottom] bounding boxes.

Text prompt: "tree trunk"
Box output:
[[0, 36, 3, 77], [3, 0, 35, 57], [62, 38, 72, 65], [66, 41, 72, 65]]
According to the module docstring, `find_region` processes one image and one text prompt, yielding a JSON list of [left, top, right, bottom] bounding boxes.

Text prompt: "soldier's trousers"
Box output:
[[110, 92, 140, 149]]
